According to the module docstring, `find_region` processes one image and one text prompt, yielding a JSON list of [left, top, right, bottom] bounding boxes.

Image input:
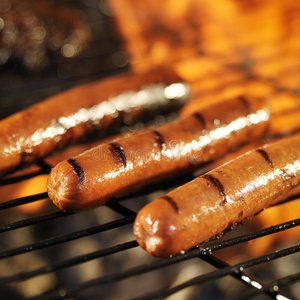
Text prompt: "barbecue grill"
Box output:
[[1, 1, 300, 299]]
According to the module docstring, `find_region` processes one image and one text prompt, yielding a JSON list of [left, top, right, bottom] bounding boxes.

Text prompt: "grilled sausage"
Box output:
[[47, 95, 270, 211], [134, 133, 300, 257], [0, 70, 189, 177]]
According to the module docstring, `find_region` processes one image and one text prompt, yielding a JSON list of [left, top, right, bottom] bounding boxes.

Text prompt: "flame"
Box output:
[[1, 169, 48, 214], [108, 0, 300, 73], [246, 200, 300, 257]]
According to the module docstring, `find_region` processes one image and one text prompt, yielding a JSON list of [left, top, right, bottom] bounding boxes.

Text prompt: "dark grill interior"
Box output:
[[1, 1, 300, 299]]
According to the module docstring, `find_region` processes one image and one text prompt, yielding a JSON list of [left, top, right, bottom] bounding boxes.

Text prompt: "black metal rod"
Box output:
[[0, 192, 48, 210], [0, 168, 50, 186], [0, 215, 135, 259], [27, 247, 197, 300], [27, 244, 300, 300], [0, 211, 74, 233], [0, 240, 138, 285], [106, 200, 137, 217], [1, 216, 300, 286], [200, 252, 292, 300], [207, 218, 300, 252], [235, 271, 300, 299], [0, 198, 137, 233], [132, 244, 300, 300]]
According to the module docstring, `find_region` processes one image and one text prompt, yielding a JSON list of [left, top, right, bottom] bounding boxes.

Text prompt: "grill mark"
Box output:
[[161, 195, 179, 213], [238, 95, 251, 115], [193, 112, 206, 129], [109, 142, 127, 168], [67, 158, 85, 183], [203, 174, 227, 205], [255, 148, 274, 168], [153, 130, 165, 151], [13, 151, 28, 175], [19, 151, 27, 165]]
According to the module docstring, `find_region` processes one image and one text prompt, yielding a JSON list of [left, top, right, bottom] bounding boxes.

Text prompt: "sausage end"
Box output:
[[47, 161, 81, 211], [133, 199, 180, 257]]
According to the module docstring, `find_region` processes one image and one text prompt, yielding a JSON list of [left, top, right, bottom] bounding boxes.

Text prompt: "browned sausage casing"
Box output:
[[134, 133, 300, 257], [47, 96, 270, 211], [0, 70, 188, 177]]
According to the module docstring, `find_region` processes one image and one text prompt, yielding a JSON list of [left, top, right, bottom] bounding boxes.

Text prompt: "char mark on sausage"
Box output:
[[255, 148, 274, 168], [67, 158, 85, 183], [109, 142, 127, 168], [192, 112, 206, 129], [238, 95, 251, 115], [203, 174, 227, 205], [152, 130, 166, 151], [161, 195, 179, 213]]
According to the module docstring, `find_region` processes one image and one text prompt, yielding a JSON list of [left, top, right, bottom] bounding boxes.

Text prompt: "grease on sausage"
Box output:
[[0, 70, 188, 177], [47, 95, 270, 211], [134, 133, 300, 257]]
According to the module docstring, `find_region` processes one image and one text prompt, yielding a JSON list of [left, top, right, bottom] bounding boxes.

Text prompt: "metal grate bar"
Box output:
[[0, 194, 136, 225], [207, 217, 300, 253], [2, 239, 189, 287], [9, 219, 298, 299], [27, 243, 300, 300], [199, 252, 292, 300], [0, 169, 51, 186], [0, 167, 299, 299], [0, 211, 74, 233], [131, 245, 300, 300], [106, 200, 137, 217], [0, 192, 48, 210], [27, 247, 198, 300], [0, 207, 299, 284], [235, 271, 300, 299], [0, 215, 135, 260], [0, 240, 138, 285]]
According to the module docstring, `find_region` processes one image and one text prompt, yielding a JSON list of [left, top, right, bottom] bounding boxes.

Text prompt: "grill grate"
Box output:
[[1, 1, 300, 299], [0, 164, 300, 299]]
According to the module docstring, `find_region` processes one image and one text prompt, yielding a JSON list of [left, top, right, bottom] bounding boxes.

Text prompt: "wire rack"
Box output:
[[0, 165, 300, 300], [1, 1, 300, 299]]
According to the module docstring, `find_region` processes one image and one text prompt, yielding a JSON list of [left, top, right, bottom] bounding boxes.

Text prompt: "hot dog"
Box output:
[[0, 70, 189, 177], [47, 95, 270, 211], [134, 133, 300, 257]]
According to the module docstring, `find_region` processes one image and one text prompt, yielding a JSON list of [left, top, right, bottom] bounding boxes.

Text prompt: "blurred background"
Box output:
[[0, 0, 128, 119]]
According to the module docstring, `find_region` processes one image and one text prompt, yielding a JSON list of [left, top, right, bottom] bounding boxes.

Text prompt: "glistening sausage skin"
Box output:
[[134, 133, 300, 257], [47, 96, 270, 211], [0, 70, 188, 177]]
